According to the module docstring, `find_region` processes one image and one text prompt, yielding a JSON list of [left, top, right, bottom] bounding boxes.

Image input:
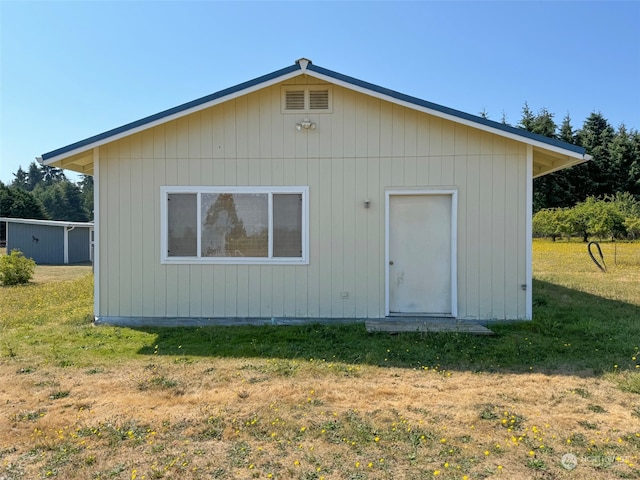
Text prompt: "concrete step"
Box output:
[[365, 319, 494, 335]]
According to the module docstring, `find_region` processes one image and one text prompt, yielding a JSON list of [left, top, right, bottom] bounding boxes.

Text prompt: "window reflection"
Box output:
[[201, 193, 268, 257]]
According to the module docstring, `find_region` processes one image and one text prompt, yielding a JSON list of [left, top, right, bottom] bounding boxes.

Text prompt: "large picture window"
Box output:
[[161, 186, 308, 264]]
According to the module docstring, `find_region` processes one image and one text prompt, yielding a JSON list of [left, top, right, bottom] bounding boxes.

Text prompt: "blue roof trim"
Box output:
[[307, 64, 586, 156], [42, 60, 585, 160], [42, 63, 301, 160]]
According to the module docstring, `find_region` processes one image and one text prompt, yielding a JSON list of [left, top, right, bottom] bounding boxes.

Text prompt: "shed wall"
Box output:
[[7, 223, 64, 264], [97, 80, 528, 320], [68, 227, 91, 263]]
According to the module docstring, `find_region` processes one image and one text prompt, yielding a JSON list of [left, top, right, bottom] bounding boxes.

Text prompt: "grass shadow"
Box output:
[[134, 279, 640, 376]]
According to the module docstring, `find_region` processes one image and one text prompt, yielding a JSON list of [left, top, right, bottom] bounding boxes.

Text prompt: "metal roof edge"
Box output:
[[306, 64, 586, 157], [0, 217, 94, 228], [41, 63, 302, 161]]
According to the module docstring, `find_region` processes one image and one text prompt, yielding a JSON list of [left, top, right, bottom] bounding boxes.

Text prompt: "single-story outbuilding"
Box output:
[[38, 58, 589, 325], [1, 217, 94, 265]]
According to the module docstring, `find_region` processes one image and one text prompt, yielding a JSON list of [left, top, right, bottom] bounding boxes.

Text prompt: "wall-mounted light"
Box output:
[[364, 199, 371, 208], [296, 118, 316, 131]]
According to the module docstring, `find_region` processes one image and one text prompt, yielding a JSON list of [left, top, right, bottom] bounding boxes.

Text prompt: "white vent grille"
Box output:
[[285, 90, 305, 110], [282, 86, 332, 113], [309, 90, 329, 110]]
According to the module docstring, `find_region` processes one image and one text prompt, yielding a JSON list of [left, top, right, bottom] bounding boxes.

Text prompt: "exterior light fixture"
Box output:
[[364, 199, 371, 208], [296, 119, 316, 131]]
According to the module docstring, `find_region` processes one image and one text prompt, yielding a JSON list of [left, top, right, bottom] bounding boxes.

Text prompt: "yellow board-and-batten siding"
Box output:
[[97, 78, 527, 321]]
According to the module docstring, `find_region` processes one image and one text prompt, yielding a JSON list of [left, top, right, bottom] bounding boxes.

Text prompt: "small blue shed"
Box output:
[[1, 217, 94, 265]]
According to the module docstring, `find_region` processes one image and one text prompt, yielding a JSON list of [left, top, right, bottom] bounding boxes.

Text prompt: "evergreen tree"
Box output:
[[532, 107, 556, 138], [518, 103, 557, 137], [629, 129, 640, 195], [609, 125, 639, 196], [519, 102, 536, 132], [61, 182, 87, 221], [26, 161, 43, 191], [32, 182, 88, 222], [577, 112, 616, 199], [11, 167, 29, 190], [41, 165, 66, 186], [558, 113, 576, 144], [0, 184, 48, 219], [79, 175, 94, 219]]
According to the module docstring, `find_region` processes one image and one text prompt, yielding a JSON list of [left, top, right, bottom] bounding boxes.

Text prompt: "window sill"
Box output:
[[161, 257, 309, 266]]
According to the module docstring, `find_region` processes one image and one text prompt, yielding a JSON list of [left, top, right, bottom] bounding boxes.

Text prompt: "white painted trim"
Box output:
[[42, 71, 303, 166], [63, 226, 72, 264], [525, 146, 533, 320], [297, 58, 310, 72], [93, 148, 100, 318], [160, 185, 310, 265], [384, 189, 458, 318], [532, 156, 589, 178], [0, 217, 93, 228]]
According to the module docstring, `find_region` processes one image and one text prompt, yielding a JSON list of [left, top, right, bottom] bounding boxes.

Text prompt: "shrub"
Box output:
[[0, 249, 36, 285]]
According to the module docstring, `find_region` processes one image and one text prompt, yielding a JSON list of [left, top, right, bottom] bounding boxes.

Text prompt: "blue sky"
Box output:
[[1, 1, 638, 184]]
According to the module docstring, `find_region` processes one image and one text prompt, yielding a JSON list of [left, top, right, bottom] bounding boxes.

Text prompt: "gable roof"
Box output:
[[39, 58, 589, 177]]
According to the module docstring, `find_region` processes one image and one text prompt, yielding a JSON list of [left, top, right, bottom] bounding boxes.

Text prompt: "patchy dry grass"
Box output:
[[32, 265, 92, 284], [1, 242, 639, 479], [2, 358, 639, 480]]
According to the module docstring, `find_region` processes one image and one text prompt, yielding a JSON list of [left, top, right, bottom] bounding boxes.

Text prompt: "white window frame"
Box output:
[[281, 86, 333, 113], [160, 186, 309, 265]]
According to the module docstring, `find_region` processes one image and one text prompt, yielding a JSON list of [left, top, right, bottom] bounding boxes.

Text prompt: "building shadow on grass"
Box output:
[[133, 279, 640, 376]]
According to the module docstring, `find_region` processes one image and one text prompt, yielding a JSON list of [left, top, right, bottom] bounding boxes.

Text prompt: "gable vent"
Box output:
[[282, 86, 332, 113], [285, 90, 305, 110], [309, 89, 329, 110]]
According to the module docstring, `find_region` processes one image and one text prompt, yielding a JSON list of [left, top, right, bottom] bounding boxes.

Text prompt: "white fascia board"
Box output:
[[305, 70, 587, 161], [0, 217, 94, 228], [41, 70, 304, 166]]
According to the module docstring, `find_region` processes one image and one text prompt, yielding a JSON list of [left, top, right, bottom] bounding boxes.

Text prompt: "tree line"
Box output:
[[514, 106, 639, 212], [513, 104, 639, 241], [0, 161, 93, 222], [533, 192, 640, 241]]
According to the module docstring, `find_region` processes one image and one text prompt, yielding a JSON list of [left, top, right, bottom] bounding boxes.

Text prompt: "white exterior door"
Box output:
[[388, 193, 455, 315]]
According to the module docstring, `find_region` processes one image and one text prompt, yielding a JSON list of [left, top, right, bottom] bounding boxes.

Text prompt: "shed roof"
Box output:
[[0, 217, 94, 228], [39, 58, 589, 177]]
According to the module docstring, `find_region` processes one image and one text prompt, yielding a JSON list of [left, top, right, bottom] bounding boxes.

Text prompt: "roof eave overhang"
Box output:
[[532, 153, 591, 179]]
